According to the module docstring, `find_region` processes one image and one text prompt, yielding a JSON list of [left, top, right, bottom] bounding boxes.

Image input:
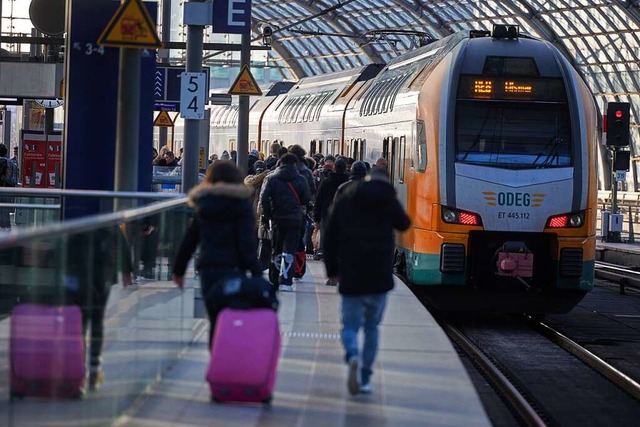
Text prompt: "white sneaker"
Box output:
[[279, 284, 294, 292], [359, 382, 373, 394], [347, 356, 360, 395]]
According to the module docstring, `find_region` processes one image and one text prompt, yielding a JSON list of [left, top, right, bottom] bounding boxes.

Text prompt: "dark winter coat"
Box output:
[[323, 174, 411, 296], [259, 164, 311, 224], [297, 161, 316, 201], [313, 171, 349, 223], [173, 182, 262, 277]]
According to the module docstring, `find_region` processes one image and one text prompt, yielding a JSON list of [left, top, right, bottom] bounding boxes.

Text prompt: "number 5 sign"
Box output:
[[180, 72, 206, 119]]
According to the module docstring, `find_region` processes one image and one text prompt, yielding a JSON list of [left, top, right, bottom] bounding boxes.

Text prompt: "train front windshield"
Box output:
[[454, 75, 572, 169]]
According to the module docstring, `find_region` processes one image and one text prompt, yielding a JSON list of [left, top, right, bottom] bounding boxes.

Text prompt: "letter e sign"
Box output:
[[180, 72, 206, 119]]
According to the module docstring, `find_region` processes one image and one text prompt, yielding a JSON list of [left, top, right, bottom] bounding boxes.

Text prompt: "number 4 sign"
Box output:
[[180, 72, 206, 119]]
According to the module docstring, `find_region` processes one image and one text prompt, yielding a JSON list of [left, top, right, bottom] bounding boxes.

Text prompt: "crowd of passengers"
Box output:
[[172, 142, 406, 396]]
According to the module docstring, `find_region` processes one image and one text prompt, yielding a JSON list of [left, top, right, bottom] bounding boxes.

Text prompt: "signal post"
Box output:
[[605, 102, 631, 243]]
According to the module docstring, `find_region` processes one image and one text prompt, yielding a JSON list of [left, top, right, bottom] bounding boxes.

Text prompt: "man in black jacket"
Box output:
[[323, 168, 411, 395], [260, 153, 311, 291], [312, 158, 349, 261]]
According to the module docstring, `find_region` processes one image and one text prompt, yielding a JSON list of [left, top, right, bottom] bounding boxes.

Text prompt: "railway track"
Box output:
[[595, 260, 640, 293], [438, 316, 640, 426]]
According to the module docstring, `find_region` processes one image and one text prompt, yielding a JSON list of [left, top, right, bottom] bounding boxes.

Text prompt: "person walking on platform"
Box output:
[[0, 143, 17, 230], [259, 153, 311, 292], [323, 168, 411, 395], [333, 160, 368, 202], [65, 226, 134, 391], [173, 161, 263, 347], [312, 158, 349, 261]]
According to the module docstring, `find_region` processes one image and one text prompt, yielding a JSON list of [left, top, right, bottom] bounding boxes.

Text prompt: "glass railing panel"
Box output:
[[0, 198, 202, 425]]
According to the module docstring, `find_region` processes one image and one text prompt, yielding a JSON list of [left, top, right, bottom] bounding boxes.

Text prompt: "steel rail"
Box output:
[[594, 261, 640, 292], [441, 322, 547, 427], [535, 321, 640, 402]]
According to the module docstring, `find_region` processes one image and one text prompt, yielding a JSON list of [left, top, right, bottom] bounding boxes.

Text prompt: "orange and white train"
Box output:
[[205, 27, 598, 313]]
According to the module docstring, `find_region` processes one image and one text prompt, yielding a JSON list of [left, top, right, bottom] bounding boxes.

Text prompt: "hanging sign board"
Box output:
[[180, 72, 207, 119]]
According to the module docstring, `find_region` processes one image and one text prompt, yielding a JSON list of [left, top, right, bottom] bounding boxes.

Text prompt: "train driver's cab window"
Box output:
[[455, 76, 571, 169]]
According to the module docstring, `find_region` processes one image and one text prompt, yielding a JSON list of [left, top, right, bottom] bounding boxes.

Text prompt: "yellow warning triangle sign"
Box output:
[[153, 111, 174, 127], [98, 0, 162, 49], [228, 65, 263, 96]]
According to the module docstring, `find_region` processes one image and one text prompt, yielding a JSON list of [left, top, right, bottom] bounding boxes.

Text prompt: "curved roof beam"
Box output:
[[503, 0, 582, 72], [291, 0, 385, 64], [250, 20, 307, 79]]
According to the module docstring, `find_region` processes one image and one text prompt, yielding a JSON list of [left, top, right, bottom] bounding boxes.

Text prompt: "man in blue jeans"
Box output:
[[323, 168, 410, 395]]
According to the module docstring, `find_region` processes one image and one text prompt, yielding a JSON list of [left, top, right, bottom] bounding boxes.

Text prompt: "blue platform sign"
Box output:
[[212, 0, 252, 34], [64, 0, 156, 219]]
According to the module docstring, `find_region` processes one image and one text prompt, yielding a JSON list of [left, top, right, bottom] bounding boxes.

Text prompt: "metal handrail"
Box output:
[[0, 197, 189, 249], [0, 187, 183, 199]]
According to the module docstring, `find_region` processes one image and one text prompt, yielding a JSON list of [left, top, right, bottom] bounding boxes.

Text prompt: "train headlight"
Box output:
[[442, 208, 458, 223], [442, 206, 482, 226], [546, 211, 585, 228]]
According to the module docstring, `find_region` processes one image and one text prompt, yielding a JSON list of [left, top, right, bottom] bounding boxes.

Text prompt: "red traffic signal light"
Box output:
[[606, 102, 630, 147]]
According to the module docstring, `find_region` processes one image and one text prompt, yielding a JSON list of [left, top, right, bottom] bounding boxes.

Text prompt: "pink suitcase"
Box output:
[[206, 308, 280, 404], [10, 304, 86, 399]]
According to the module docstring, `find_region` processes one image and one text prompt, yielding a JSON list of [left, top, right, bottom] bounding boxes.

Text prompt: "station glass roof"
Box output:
[[3, 0, 640, 187], [252, 0, 640, 145]]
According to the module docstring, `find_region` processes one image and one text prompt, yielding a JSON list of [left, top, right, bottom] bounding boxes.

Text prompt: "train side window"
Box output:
[[318, 140, 324, 155], [310, 140, 317, 155], [250, 141, 256, 150], [383, 137, 390, 161], [399, 136, 406, 184], [344, 140, 351, 157], [333, 139, 340, 155], [416, 120, 427, 173], [361, 139, 367, 160], [229, 140, 236, 151], [351, 139, 358, 159]]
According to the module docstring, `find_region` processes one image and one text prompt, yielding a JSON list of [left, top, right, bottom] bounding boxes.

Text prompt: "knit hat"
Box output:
[[350, 161, 367, 179], [250, 149, 260, 158], [334, 158, 347, 174], [254, 160, 266, 172], [220, 150, 230, 160]]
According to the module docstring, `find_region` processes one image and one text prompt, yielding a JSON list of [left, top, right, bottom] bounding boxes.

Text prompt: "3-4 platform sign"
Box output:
[[180, 72, 206, 119]]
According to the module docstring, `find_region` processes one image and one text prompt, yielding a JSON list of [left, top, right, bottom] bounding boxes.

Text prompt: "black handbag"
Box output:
[[208, 275, 279, 313]]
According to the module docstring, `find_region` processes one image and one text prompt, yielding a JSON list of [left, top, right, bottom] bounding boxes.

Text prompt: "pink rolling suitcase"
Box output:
[[10, 304, 86, 400], [206, 308, 280, 404]]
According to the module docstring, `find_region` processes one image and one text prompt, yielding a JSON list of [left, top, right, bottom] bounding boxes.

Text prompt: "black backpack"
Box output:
[[0, 158, 18, 187]]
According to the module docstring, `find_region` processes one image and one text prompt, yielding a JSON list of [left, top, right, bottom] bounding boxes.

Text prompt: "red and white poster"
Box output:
[[21, 131, 63, 188]]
